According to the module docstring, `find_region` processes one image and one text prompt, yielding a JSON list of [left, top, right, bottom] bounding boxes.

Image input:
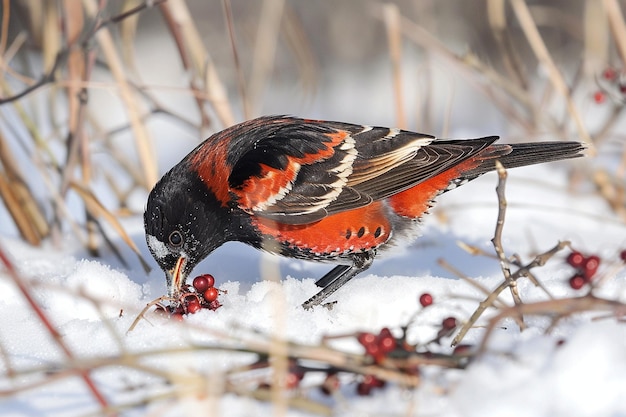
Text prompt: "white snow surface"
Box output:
[[2, 161, 626, 417]]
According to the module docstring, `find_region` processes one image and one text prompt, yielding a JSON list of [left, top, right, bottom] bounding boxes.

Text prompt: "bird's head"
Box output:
[[144, 163, 229, 299]]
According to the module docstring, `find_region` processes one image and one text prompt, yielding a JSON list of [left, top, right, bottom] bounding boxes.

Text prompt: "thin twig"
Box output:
[[126, 296, 171, 333], [101, 0, 167, 28], [0, 0, 162, 106], [451, 278, 511, 347], [491, 161, 525, 317], [478, 294, 626, 354], [0, 51, 67, 104], [452, 239, 569, 346], [437, 258, 508, 307]]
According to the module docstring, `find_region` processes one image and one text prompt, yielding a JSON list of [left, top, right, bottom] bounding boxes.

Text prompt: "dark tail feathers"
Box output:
[[466, 141, 586, 179]]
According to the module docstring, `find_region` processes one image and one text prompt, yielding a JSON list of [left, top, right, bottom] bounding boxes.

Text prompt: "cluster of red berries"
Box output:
[[256, 291, 466, 398], [156, 274, 222, 320], [357, 328, 397, 364], [566, 251, 601, 290], [320, 370, 386, 397], [594, 67, 626, 104], [272, 328, 400, 397]]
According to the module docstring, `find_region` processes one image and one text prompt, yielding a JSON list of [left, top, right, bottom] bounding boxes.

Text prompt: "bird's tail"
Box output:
[[465, 141, 586, 179]]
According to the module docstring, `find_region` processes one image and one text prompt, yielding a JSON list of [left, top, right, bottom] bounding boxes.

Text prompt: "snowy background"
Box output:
[[2, 1, 626, 416]]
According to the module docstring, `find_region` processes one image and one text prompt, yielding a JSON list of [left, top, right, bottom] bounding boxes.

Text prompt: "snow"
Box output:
[[453, 322, 626, 417], [2, 161, 626, 416]]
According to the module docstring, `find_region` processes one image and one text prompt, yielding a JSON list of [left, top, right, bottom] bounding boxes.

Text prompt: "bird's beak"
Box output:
[[166, 256, 187, 298]]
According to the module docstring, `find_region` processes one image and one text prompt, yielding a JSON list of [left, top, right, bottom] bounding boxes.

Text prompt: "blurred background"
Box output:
[[0, 0, 624, 263]]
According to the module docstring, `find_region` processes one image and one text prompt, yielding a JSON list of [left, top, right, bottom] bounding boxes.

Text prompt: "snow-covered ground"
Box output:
[[2, 157, 626, 416]]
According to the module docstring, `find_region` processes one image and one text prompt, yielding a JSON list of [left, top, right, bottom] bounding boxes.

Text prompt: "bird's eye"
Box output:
[[168, 231, 183, 248]]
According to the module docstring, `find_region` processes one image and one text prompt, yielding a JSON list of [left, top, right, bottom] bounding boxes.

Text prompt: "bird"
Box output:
[[144, 115, 585, 309]]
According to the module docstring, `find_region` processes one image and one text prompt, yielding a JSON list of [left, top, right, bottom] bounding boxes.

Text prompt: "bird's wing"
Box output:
[[227, 116, 499, 225]]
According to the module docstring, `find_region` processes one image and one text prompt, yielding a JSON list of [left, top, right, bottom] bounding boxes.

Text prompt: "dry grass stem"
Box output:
[[511, 0, 592, 148], [69, 181, 151, 272], [604, 0, 626, 68], [487, 0, 528, 89], [248, 0, 285, 117], [583, 0, 609, 75], [383, 3, 407, 129], [396, 15, 535, 115], [222, 0, 251, 119], [82, 0, 157, 189]]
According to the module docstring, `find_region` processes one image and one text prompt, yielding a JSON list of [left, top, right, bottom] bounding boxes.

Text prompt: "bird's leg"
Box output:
[[314, 265, 350, 288], [302, 252, 374, 310]]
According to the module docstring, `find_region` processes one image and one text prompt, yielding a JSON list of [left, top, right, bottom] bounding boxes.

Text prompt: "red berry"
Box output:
[[603, 68, 617, 81], [372, 376, 386, 388], [320, 372, 340, 396], [566, 251, 585, 268], [205, 274, 216, 287], [357, 332, 377, 348], [379, 335, 396, 353], [361, 375, 375, 386], [186, 300, 201, 314], [594, 91, 606, 103], [285, 372, 302, 389], [377, 328, 396, 353], [620, 250, 626, 262], [583, 255, 600, 279], [203, 287, 219, 302], [378, 327, 392, 339], [419, 293, 433, 307], [356, 375, 380, 395], [569, 275, 586, 290], [442, 317, 458, 331], [285, 362, 305, 389], [364, 342, 381, 358], [171, 312, 184, 321], [192, 275, 210, 292], [356, 382, 372, 396]]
